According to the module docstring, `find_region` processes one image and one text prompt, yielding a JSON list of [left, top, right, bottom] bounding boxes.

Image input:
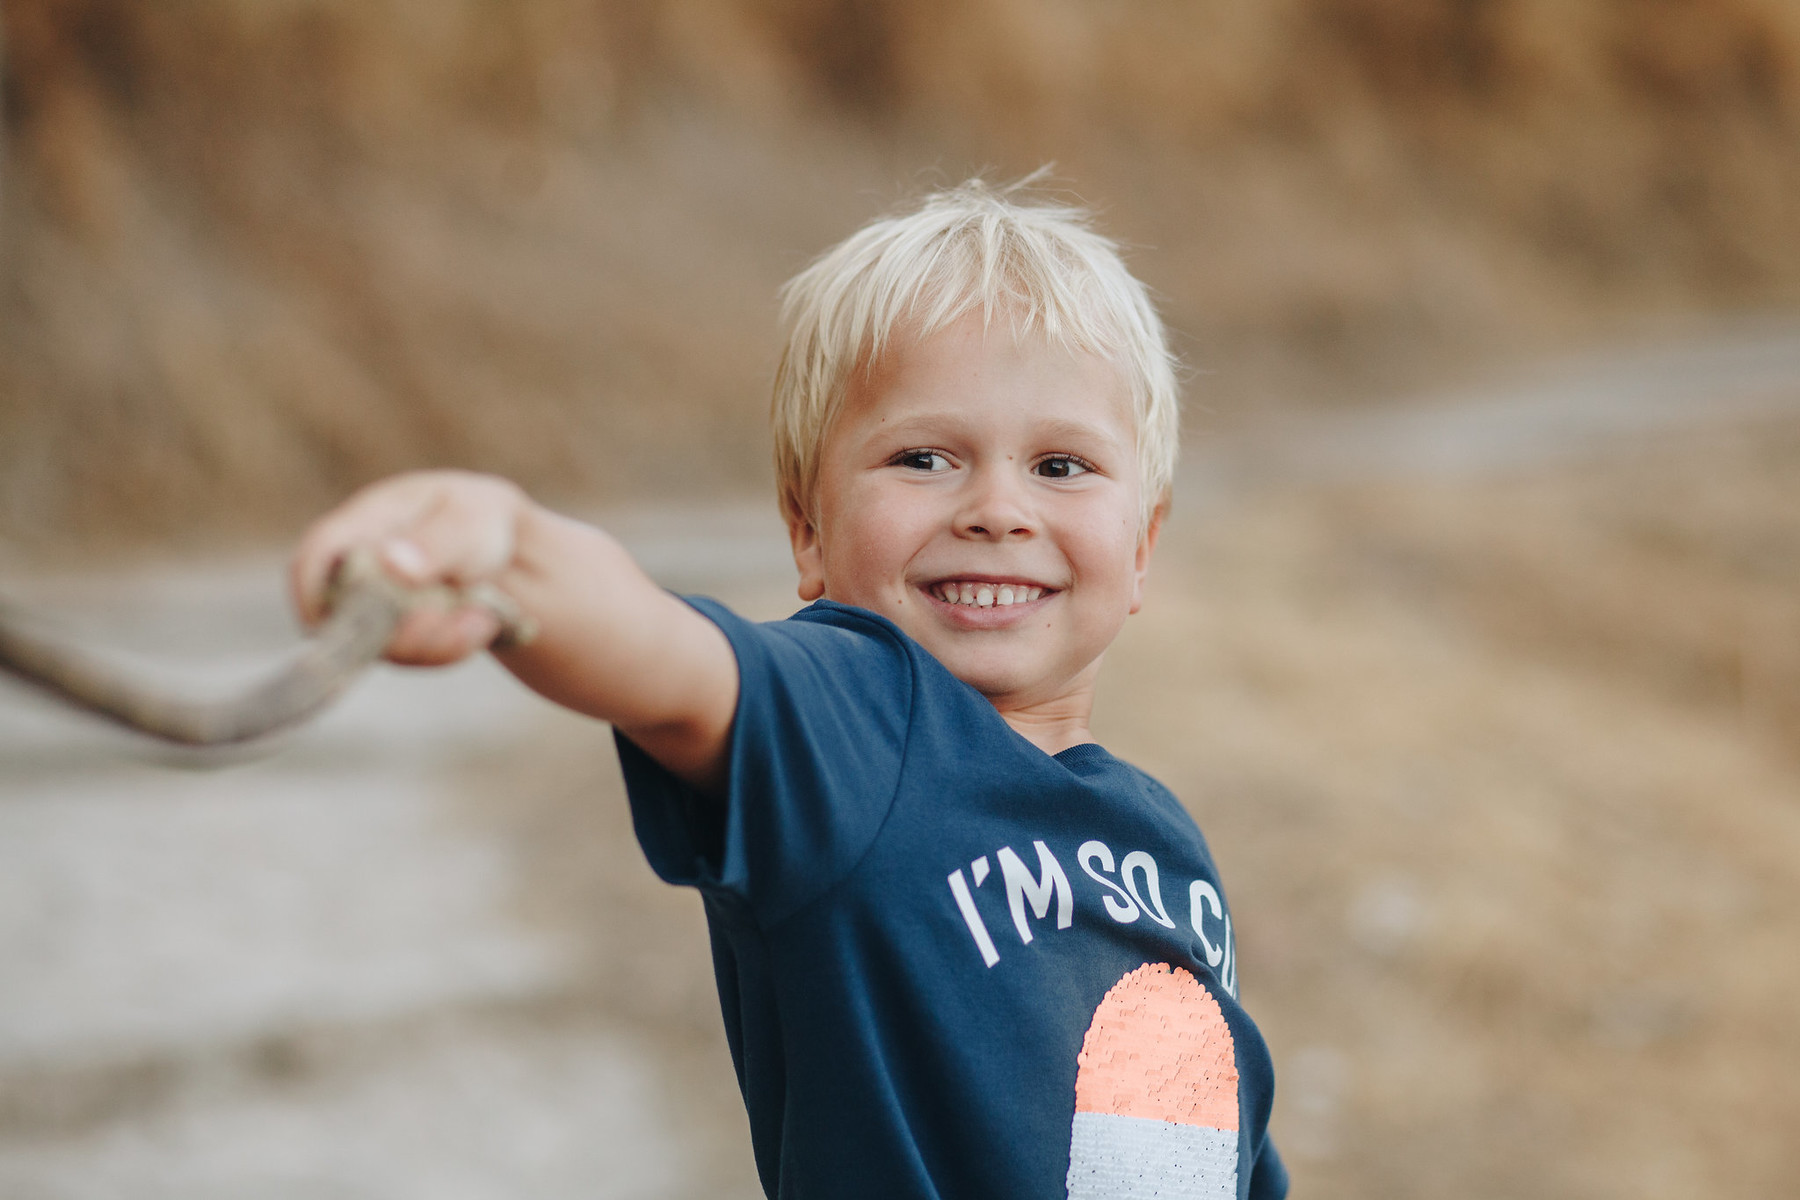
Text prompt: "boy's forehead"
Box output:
[[850, 314, 1135, 426]]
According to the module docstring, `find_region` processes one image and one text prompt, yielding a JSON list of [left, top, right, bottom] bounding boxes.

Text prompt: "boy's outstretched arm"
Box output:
[[289, 470, 738, 793]]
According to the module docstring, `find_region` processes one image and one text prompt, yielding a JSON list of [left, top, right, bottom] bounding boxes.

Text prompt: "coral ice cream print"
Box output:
[[1066, 963, 1240, 1199]]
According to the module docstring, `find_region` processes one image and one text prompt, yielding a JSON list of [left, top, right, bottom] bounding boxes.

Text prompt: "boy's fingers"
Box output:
[[378, 538, 431, 584], [287, 472, 525, 657], [289, 480, 439, 625], [380, 481, 521, 589]]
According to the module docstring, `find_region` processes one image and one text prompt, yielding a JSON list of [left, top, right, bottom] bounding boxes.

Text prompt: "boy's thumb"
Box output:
[[379, 538, 432, 584]]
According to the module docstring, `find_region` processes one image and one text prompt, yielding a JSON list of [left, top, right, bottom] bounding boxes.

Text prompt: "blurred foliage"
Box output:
[[2, 0, 1799, 546]]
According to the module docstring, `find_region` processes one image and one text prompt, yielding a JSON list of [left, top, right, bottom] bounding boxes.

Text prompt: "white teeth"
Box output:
[[935, 582, 1047, 606]]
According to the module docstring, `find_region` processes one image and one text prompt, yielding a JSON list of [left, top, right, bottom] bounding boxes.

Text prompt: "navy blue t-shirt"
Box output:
[[616, 599, 1286, 1200]]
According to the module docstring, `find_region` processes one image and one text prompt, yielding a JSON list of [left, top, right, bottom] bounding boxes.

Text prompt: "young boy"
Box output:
[[291, 181, 1286, 1199]]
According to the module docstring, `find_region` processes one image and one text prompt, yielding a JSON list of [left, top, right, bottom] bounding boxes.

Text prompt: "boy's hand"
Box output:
[[290, 470, 738, 793], [289, 471, 524, 666]]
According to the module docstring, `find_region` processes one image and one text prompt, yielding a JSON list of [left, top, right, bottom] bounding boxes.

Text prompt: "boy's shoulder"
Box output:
[[699, 598, 1179, 792], [695, 595, 909, 645], [690, 595, 940, 696], [691, 597, 1199, 833]]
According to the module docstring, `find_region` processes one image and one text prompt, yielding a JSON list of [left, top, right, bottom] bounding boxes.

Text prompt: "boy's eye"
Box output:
[[894, 450, 952, 473], [1034, 455, 1093, 479]]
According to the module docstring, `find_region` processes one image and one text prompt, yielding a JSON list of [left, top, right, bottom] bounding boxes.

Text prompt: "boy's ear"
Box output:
[[788, 517, 826, 602], [1127, 501, 1167, 616]]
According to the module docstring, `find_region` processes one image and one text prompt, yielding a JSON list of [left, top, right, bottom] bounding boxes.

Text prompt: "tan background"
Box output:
[[2, 2, 1799, 1197]]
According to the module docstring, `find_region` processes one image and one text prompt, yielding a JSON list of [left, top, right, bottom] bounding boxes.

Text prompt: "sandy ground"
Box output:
[[3, 329, 1800, 1198]]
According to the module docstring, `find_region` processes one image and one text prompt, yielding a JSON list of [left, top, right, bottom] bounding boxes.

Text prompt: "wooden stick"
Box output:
[[0, 550, 533, 747]]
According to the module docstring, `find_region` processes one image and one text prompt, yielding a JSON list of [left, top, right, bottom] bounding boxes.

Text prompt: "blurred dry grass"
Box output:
[[4, 0, 1800, 546]]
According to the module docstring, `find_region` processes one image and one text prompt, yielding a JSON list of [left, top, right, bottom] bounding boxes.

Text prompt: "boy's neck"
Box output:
[[996, 696, 1098, 757]]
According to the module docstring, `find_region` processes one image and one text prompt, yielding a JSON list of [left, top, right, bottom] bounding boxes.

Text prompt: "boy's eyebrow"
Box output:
[[870, 413, 1128, 448]]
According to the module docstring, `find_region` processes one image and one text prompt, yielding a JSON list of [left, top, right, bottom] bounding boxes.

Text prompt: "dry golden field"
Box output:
[[4, 0, 1800, 545]]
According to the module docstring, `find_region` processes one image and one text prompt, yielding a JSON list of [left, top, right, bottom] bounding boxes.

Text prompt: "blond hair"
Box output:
[[771, 178, 1181, 530]]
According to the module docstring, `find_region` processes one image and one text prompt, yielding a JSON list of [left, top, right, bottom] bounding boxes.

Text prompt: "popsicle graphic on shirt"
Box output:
[[1066, 963, 1241, 1200]]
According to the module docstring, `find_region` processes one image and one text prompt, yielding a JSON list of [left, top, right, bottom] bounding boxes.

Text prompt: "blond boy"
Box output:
[[292, 181, 1286, 1199]]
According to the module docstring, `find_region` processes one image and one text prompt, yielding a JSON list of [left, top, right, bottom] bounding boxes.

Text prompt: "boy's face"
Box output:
[[789, 312, 1160, 716]]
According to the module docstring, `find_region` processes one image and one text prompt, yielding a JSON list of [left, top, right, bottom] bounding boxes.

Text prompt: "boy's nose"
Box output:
[[956, 469, 1034, 541]]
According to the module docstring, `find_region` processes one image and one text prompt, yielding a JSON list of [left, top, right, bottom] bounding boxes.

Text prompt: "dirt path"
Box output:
[[1184, 319, 1800, 495]]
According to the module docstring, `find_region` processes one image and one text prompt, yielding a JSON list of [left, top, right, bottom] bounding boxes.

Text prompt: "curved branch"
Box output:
[[0, 551, 532, 747]]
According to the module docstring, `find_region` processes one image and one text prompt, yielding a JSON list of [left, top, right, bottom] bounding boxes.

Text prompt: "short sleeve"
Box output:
[[1248, 1136, 1289, 1199], [614, 598, 915, 925]]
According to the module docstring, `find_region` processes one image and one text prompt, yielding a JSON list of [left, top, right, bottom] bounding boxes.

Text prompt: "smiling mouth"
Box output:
[[927, 580, 1051, 608]]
